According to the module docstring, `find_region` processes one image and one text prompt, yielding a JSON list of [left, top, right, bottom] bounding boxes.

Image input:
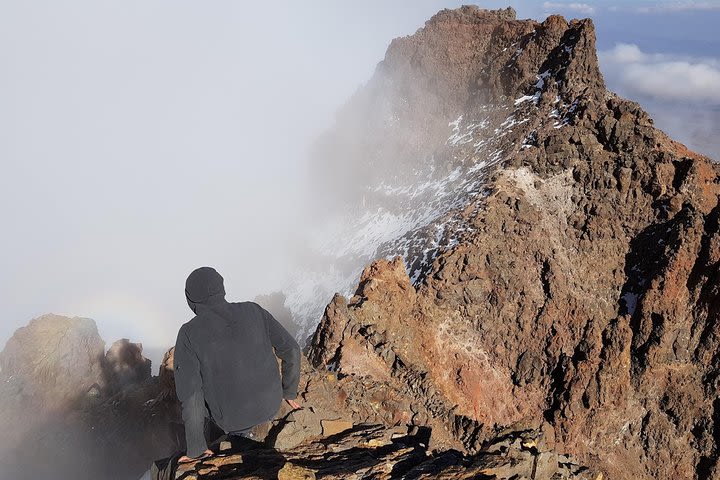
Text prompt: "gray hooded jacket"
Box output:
[[173, 267, 301, 457]]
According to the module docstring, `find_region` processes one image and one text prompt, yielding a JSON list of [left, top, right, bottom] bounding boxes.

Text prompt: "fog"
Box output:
[[1, 1, 718, 372], [0, 0, 477, 369]]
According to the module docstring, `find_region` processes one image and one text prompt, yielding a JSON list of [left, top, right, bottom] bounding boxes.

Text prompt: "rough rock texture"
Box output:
[[306, 6, 720, 480], [290, 4, 651, 343], [0, 314, 174, 480], [145, 353, 598, 479], [153, 423, 596, 480], [0, 313, 105, 410]]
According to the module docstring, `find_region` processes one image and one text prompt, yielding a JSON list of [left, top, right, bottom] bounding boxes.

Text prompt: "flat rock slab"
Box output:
[[150, 424, 598, 480], [320, 419, 353, 436]]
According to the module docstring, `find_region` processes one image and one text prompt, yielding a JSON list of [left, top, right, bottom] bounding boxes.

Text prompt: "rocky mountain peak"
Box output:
[[380, 5, 603, 111], [289, 8, 619, 344], [301, 5, 720, 480]]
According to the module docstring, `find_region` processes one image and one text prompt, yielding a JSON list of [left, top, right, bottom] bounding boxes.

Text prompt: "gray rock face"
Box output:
[[0, 313, 105, 410], [0, 314, 169, 480]]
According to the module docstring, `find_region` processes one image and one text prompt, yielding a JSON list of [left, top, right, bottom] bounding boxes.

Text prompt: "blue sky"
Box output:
[[1, 1, 717, 367], [532, 1, 720, 160]]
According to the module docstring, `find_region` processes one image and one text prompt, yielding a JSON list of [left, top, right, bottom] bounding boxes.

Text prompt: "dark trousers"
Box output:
[[175, 413, 273, 454], [176, 393, 278, 455]]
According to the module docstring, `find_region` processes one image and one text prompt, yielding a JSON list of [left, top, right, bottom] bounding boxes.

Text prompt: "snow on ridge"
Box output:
[[281, 108, 532, 343], [550, 97, 580, 129], [373, 112, 526, 286], [535, 70, 551, 89], [514, 70, 555, 107], [447, 115, 490, 146], [514, 91, 541, 105]]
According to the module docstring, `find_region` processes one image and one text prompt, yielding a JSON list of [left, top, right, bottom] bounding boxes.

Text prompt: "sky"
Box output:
[[1, 1, 718, 369]]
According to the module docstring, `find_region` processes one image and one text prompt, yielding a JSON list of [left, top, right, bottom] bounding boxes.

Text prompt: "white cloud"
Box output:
[[600, 43, 720, 104], [602, 43, 646, 63], [542, 2, 596, 14], [613, 2, 720, 13]]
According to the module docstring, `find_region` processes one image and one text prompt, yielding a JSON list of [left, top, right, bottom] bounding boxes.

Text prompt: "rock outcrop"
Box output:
[[304, 5, 720, 480], [152, 423, 595, 480], [0, 313, 105, 410], [0, 314, 174, 480], [149, 357, 600, 479]]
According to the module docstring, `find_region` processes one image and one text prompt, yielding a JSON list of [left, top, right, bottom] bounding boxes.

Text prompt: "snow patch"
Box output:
[[534, 70, 551, 89], [447, 115, 490, 146], [514, 91, 541, 105]]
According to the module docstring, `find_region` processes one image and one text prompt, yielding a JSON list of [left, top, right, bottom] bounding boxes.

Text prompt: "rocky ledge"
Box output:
[[151, 423, 596, 480]]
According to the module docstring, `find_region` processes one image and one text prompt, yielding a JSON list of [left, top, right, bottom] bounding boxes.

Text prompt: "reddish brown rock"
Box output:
[[151, 423, 596, 480], [320, 419, 353, 436], [306, 6, 720, 480]]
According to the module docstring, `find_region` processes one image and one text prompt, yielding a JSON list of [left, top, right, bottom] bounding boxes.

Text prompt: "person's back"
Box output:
[[173, 267, 301, 459]]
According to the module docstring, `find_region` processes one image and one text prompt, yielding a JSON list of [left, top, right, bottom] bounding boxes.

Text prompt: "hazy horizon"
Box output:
[[2, 0, 718, 371]]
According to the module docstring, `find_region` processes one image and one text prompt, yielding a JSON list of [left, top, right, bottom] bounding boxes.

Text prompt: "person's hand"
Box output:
[[178, 449, 213, 463], [285, 398, 302, 410]]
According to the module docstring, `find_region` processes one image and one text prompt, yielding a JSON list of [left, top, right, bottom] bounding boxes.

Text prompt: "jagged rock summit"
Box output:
[[288, 3, 673, 336], [305, 5, 720, 480]]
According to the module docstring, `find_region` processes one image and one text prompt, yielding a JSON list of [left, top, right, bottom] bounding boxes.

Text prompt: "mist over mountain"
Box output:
[[2, 1, 719, 375]]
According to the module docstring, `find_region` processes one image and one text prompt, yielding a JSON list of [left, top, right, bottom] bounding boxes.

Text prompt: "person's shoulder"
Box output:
[[231, 300, 262, 311], [179, 315, 201, 334], [231, 301, 266, 320]]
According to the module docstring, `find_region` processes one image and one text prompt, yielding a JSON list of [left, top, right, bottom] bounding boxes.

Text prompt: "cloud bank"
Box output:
[[632, 2, 720, 13], [599, 43, 720, 161], [600, 43, 720, 104], [542, 2, 596, 14]]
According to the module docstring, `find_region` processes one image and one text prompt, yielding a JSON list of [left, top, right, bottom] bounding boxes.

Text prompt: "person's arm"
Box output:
[[173, 326, 209, 458], [258, 304, 301, 400]]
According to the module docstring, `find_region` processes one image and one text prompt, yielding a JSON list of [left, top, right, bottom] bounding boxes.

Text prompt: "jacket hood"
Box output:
[[185, 266, 226, 314]]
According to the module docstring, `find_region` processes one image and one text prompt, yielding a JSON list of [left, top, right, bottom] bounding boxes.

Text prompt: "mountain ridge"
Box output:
[[304, 5, 720, 479]]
